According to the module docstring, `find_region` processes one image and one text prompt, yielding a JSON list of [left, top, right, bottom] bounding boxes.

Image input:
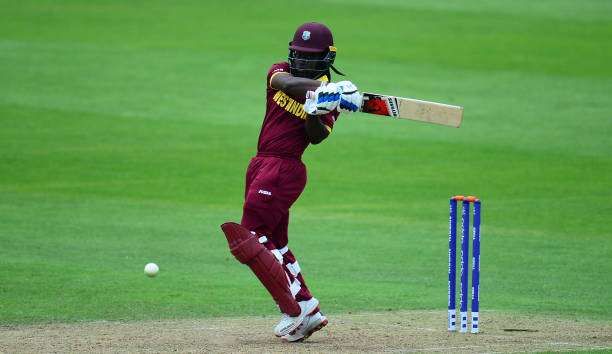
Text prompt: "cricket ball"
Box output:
[[144, 263, 159, 277]]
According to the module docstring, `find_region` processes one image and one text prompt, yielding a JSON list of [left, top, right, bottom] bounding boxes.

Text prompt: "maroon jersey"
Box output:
[[257, 62, 339, 159]]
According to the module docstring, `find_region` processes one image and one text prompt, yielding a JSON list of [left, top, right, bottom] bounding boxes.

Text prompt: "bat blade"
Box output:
[[360, 92, 463, 128]]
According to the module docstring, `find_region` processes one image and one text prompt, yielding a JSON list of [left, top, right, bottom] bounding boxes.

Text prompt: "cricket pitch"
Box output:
[[2, 310, 611, 353]]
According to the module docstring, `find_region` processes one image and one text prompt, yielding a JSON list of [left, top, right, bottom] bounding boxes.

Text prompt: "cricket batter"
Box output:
[[220, 22, 362, 342]]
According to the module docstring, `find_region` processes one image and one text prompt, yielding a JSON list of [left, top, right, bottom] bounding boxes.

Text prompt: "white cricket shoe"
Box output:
[[283, 311, 328, 342], [273, 297, 319, 337]]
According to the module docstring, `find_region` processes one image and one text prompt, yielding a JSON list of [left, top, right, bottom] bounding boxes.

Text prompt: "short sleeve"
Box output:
[[267, 62, 290, 89]]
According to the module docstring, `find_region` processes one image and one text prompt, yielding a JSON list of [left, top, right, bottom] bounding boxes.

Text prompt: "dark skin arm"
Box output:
[[270, 72, 331, 145]]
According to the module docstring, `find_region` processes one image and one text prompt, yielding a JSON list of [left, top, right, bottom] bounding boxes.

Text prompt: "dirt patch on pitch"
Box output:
[[1, 311, 611, 353]]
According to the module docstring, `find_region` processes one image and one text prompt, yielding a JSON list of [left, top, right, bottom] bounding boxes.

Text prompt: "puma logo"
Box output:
[[258, 189, 272, 196]]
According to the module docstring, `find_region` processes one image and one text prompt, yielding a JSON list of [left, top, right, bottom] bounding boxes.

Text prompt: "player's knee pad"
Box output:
[[220, 222, 300, 315], [220, 222, 264, 263]]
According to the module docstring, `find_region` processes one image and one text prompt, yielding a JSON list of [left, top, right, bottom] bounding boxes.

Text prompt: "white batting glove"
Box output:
[[303, 82, 341, 115], [336, 80, 362, 113]]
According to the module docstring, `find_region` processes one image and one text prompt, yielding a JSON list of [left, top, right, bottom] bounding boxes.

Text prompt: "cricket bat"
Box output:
[[360, 92, 463, 128]]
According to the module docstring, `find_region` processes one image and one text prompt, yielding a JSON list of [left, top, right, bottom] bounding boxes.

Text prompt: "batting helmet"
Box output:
[[288, 22, 345, 79]]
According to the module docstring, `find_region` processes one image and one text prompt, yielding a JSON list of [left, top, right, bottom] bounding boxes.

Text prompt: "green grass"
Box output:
[[1, 0, 611, 324]]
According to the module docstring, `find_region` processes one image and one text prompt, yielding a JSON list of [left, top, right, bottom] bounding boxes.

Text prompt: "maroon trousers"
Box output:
[[241, 155, 313, 302]]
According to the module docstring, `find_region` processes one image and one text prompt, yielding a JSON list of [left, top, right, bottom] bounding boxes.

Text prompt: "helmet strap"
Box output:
[[330, 65, 345, 76]]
